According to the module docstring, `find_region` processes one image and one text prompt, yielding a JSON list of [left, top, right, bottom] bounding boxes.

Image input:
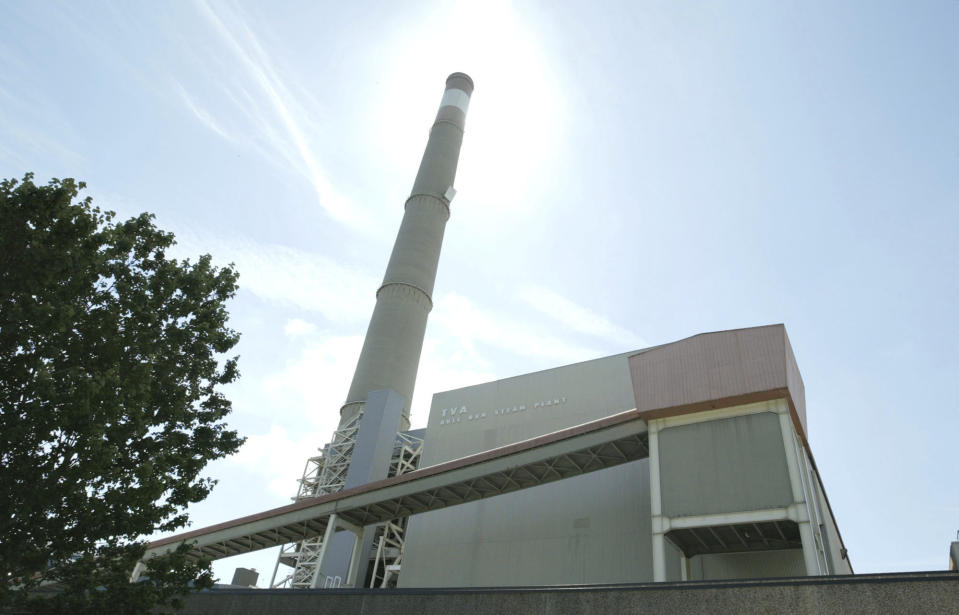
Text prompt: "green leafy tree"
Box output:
[[0, 174, 244, 613]]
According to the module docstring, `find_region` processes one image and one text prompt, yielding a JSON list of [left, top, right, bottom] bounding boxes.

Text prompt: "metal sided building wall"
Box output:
[[804, 440, 853, 575], [631, 325, 852, 580], [656, 402, 808, 579], [399, 351, 674, 587]]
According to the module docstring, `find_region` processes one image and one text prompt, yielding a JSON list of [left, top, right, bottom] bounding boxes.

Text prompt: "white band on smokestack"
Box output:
[[440, 88, 470, 113]]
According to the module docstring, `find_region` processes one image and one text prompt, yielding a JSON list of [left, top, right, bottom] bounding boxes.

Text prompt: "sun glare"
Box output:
[[369, 1, 566, 225]]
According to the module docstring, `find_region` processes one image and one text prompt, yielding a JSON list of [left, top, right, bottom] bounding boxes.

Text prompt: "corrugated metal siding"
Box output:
[[628, 324, 807, 440], [783, 329, 807, 436], [402, 352, 654, 587], [402, 325, 819, 587], [629, 325, 785, 415], [809, 454, 853, 574], [659, 412, 793, 517], [401, 463, 655, 587], [691, 550, 806, 580]]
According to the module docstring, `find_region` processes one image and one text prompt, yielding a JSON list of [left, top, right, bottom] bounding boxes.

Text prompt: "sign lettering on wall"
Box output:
[[437, 396, 568, 426]]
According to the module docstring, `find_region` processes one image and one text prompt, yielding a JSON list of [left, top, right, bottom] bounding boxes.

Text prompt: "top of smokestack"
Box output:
[[446, 72, 474, 96]]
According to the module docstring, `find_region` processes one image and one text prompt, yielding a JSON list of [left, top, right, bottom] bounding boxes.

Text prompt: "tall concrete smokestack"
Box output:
[[340, 73, 473, 432]]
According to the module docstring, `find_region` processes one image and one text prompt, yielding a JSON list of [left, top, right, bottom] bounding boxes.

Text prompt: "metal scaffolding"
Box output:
[[269, 416, 423, 589], [368, 431, 423, 588], [271, 413, 362, 589]]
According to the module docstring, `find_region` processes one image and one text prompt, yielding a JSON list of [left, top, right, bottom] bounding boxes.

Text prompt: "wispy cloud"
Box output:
[[173, 229, 377, 325], [0, 83, 85, 169], [182, 0, 363, 229], [283, 318, 317, 337], [227, 424, 326, 497], [257, 328, 498, 431], [175, 82, 237, 144], [262, 333, 364, 433], [409, 336, 498, 425], [219, 328, 495, 498], [519, 285, 647, 349], [433, 292, 603, 365]]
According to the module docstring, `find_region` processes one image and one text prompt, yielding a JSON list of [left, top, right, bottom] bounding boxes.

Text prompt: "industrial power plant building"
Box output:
[[142, 72, 857, 594], [400, 323, 851, 585]]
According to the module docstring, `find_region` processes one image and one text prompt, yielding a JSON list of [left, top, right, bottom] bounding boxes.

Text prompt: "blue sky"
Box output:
[[2, 1, 957, 584]]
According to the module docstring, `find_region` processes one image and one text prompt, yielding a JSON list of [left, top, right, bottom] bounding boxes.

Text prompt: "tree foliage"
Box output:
[[0, 174, 244, 613]]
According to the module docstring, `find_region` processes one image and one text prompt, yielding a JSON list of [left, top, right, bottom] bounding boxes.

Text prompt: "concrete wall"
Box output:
[[342, 73, 473, 430], [658, 412, 793, 517], [178, 572, 959, 615], [401, 352, 653, 587]]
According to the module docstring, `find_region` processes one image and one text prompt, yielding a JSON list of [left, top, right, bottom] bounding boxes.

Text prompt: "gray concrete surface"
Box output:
[[342, 73, 473, 431], [177, 571, 959, 614]]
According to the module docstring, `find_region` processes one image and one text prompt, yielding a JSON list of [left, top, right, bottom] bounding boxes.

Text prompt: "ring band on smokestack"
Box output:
[[339, 73, 473, 432], [435, 73, 473, 127]]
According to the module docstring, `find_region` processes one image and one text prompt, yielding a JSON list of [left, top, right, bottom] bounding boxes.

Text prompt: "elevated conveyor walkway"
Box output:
[[143, 409, 650, 564]]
